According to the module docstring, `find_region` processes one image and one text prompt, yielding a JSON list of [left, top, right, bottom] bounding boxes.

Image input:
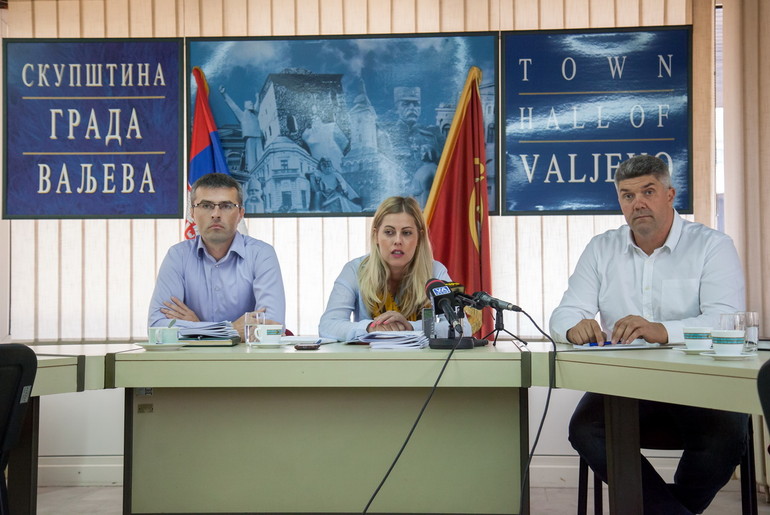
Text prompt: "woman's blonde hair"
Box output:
[[359, 196, 434, 318]]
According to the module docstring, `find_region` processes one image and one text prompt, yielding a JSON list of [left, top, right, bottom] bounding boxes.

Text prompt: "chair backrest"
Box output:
[[0, 344, 37, 469], [758, 359, 770, 423]]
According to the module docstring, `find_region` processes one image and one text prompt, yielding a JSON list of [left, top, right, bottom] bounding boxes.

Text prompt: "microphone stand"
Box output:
[[428, 306, 475, 349], [482, 307, 527, 347]]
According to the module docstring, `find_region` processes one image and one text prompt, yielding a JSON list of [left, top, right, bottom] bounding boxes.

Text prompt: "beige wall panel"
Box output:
[[320, 0, 344, 34], [641, 0, 666, 25], [497, 0, 514, 30], [666, 0, 690, 25], [104, 0, 129, 37], [368, 0, 392, 33], [7, 0, 33, 36], [59, 220, 84, 339], [223, 0, 249, 36], [155, 0, 181, 37], [297, 0, 321, 34], [57, 0, 82, 37], [540, 0, 565, 29], [392, 0, 417, 33], [82, 0, 107, 37], [564, 0, 590, 28], [691, 0, 714, 225], [416, 0, 441, 32], [589, 0, 615, 27], [128, 0, 154, 37], [272, 0, 297, 35], [464, 0, 490, 31], [107, 219, 132, 338], [248, 0, 274, 36], [35, 222, 59, 338], [10, 221, 36, 340], [442, 0, 466, 31], [391, 0, 419, 34], [343, 0, 368, 33], [615, 0, 640, 27], [183, 0, 202, 37], [514, 0, 539, 29], [201, 0, 226, 36], [31, 0, 58, 37]]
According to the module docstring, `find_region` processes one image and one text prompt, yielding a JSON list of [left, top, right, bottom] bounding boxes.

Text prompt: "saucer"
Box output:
[[678, 348, 711, 355], [699, 351, 757, 361], [137, 342, 185, 351], [246, 342, 289, 349]]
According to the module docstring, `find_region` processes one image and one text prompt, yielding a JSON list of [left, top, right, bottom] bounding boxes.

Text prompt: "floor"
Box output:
[[35, 485, 770, 514]]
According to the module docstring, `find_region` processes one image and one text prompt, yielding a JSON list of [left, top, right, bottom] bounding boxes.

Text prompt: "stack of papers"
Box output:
[[357, 331, 429, 349], [178, 322, 240, 344]]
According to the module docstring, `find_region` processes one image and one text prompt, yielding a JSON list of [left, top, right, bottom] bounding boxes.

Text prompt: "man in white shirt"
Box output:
[[550, 155, 748, 514]]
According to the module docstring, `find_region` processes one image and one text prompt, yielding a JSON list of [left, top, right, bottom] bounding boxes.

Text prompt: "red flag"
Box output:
[[186, 67, 230, 240], [424, 67, 493, 337]]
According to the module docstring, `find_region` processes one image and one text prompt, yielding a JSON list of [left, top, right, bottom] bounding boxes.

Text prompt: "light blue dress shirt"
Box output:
[[318, 255, 454, 341], [148, 233, 286, 329], [549, 211, 746, 344]]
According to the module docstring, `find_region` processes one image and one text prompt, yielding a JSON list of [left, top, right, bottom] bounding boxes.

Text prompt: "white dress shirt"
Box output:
[[549, 211, 745, 344]]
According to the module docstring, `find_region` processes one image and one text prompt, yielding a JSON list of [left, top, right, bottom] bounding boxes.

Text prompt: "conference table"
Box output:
[[111, 341, 530, 514], [528, 342, 769, 515], [10, 339, 770, 515]]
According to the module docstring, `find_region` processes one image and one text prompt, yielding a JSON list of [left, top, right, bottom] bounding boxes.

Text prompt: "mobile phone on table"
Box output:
[[294, 343, 320, 350]]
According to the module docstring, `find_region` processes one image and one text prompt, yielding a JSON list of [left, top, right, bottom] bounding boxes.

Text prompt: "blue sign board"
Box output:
[[503, 27, 691, 214], [3, 39, 183, 218]]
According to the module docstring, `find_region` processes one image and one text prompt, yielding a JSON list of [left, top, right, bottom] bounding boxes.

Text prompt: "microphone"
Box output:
[[472, 291, 521, 312], [425, 278, 463, 335]]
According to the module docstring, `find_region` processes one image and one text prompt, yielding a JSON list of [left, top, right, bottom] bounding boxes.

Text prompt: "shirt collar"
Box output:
[[195, 232, 246, 262], [623, 209, 681, 254]]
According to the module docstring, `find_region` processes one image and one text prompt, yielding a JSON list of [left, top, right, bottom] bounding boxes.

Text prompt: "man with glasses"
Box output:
[[148, 173, 285, 338]]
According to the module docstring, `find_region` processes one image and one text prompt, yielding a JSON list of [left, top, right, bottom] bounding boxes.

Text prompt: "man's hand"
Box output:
[[161, 297, 200, 323], [566, 319, 607, 345], [611, 315, 668, 344], [367, 311, 413, 332]]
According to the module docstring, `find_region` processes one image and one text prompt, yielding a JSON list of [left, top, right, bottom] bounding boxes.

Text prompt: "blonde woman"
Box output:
[[319, 196, 459, 341]]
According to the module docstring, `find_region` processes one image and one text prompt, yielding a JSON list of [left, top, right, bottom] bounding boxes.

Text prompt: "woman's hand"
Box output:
[[367, 311, 413, 332]]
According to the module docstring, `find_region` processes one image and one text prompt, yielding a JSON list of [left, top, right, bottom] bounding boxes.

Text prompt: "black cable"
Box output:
[[517, 308, 557, 515], [362, 336, 463, 514]]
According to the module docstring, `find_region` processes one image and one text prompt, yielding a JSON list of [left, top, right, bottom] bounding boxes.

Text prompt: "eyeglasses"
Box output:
[[192, 201, 240, 212]]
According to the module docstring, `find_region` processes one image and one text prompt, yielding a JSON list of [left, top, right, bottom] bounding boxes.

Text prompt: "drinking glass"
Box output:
[[744, 311, 759, 353], [244, 311, 266, 346]]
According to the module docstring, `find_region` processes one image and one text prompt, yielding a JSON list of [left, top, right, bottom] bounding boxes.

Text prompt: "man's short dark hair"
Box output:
[[614, 155, 672, 189], [191, 173, 244, 206]]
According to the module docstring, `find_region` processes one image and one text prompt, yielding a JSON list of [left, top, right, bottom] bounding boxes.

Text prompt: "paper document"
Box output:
[[357, 331, 429, 349], [571, 340, 661, 351]]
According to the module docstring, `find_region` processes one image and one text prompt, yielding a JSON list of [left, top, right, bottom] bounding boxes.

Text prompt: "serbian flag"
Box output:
[[424, 66, 493, 337], [186, 67, 229, 240]]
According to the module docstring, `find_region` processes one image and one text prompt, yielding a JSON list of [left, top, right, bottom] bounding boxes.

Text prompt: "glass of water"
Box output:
[[244, 310, 266, 346], [744, 311, 759, 353]]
